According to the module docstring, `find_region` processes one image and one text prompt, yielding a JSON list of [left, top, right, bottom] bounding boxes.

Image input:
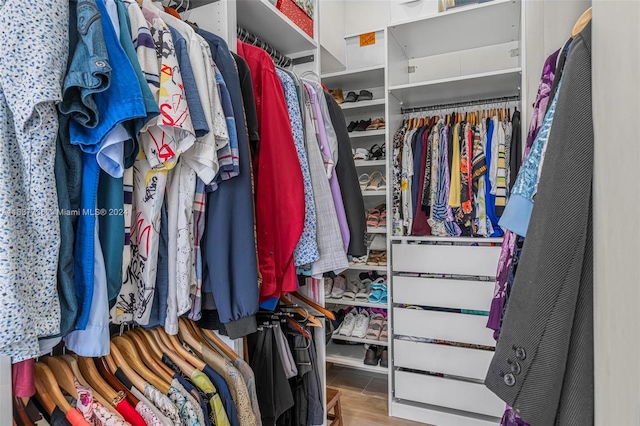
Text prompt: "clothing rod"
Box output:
[[237, 26, 293, 68], [401, 95, 521, 115]]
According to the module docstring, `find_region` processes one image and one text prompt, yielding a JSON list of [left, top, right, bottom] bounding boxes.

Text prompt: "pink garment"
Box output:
[[12, 358, 35, 398]]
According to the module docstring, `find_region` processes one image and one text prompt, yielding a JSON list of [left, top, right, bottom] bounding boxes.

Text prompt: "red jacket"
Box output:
[[237, 41, 305, 301]]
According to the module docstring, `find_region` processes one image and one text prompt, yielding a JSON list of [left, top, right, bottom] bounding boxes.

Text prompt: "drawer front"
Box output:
[[394, 308, 495, 347], [393, 276, 494, 311], [394, 340, 493, 380], [392, 243, 501, 276], [395, 370, 504, 418]]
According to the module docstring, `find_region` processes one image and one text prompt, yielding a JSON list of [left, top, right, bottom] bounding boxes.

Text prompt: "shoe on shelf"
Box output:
[[337, 308, 357, 337], [355, 281, 371, 302], [358, 90, 373, 101], [329, 89, 344, 104], [351, 255, 368, 265], [331, 275, 346, 299], [344, 91, 358, 103], [366, 118, 385, 130], [379, 318, 388, 342], [378, 252, 387, 267], [343, 277, 360, 301], [365, 171, 386, 191], [358, 173, 371, 191], [331, 309, 345, 331], [365, 311, 385, 340], [324, 277, 334, 298], [369, 144, 384, 160], [366, 205, 381, 228], [364, 345, 380, 366], [347, 121, 358, 132], [354, 119, 371, 131], [380, 348, 389, 368], [351, 308, 370, 339], [353, 147, 370, 160]]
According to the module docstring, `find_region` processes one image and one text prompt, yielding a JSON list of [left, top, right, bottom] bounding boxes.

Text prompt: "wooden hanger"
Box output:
[[126, 329, 175, 380], [94, 356, 139, 407], [290, 291, 335, 320], [572, 7, 592, 37], [280, 295, 323, 327], [178, 320, 206, 356], [77, 357, 120, 403], [102, 353, 118, 373], [60, 355, 124, 420], [133, 328, 164, 359], [200, 327, 239, 362], [181, 318, 220, 355], [34, 362, 72, 414], [112, 335, 171, 394], [13, 397, 34, 426], [108, 341, 149, 393], [164, 328, 209, 371], [285, 317, 312, 339], [151, 328, 196, 377], [42, 357, 79, 400]]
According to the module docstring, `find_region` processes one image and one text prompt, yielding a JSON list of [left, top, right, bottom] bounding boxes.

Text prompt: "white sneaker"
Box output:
[[338, 310, 357, 337], [351, 309, 370, 339]]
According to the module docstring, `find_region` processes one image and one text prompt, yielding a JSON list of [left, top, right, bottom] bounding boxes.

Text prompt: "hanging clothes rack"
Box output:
[[401, 95, 521, 115], [237, 26, 293, 68]]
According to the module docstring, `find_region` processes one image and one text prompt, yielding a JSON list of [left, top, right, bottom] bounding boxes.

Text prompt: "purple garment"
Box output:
[[304, 82, 350, 253], [487, 48, 560, 336], [441, 126, 461, 236]]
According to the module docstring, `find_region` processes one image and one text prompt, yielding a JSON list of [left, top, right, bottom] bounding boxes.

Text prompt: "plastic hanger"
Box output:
[[108, 342, 148, 394], [34, 362, 72, 414], [572, 7, 592, 37], [112, 335, 172, 394]]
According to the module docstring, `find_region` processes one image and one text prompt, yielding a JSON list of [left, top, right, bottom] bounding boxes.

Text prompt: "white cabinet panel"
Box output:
[[392, 243, 501, 276], [393, 276, 494, 311]]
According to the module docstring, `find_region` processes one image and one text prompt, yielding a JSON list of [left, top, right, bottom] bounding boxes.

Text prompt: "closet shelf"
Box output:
[[388, 0, 521, 59], [389, 68, 522, 109], [367, 226, 387, 234], [361, 190, 387, 197], [347, 264, 388, 272], [236, 0, 317, 56], [326, 299, 388, 309], [326, 342, 388, 374], [349, 129, 386, 139], [391, 236, 504, 243], [321, 65, 385, 91], [332, 334, 389, 347], [355, 159, 386, 167], [340, 99, 386, 111]]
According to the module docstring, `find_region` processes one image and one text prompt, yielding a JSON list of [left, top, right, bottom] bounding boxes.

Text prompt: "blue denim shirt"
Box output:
[[68, 0, 145, 330]]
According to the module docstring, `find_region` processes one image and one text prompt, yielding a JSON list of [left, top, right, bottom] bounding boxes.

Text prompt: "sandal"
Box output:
[[369, 144, 384, 160], [358, 90, 373, 101], [353, 148, 370, 161], [344, 91, 358, 102], [379, 208, 387, 228], [343, 278, 360, 301], [366, 311, 385, 340], [365, 171, 386, 191], [352, 255, 368, 265], [378, 252, 387, 267], [366, 252, 380, 266], [366, 118, 385, 130], [366, 207, 381, 227], [359, 173, 371, 191], [379, 318, 388, 341], [329, 89, 344, 104]]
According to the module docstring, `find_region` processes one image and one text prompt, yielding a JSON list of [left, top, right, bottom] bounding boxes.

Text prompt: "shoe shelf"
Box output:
[[391, 235, 504, 243], [326, 341, 388, 374], [349, 129, 386, 139], [367, 226, 387, 234], [321, 65, 385, 91], [331, 333, 389, 347], [361, 190, 386, 197], [355, 159, 386, 167], [347, 264, 388, 272], [326, 299, 388, 309], [236, 0, 317, 56], [340, 98, 386, 111]]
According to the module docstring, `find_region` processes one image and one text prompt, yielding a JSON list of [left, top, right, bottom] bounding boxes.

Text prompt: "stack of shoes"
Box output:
[[326, 274, 347, 299], [364, 345, 388, 368], [366, 204, 387, 228], [346, 117, 386, 133], [366, 251, 387, 266], [368, 278, 388, 304]]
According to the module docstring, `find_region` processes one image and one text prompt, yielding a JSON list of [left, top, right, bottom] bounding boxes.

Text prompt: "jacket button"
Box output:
[[95, 60, 106, 68], [511, 362, 521, 375], [503, 373, 516, 387], [515, 347, 526, 360]]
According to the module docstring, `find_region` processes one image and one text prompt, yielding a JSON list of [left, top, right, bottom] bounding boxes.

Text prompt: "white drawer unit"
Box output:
[[395, 370, 505, 418], [392, 243, 501, 277], [394, 340, 494, 380], [393, 276, 495, 311], [394, 307, 495, 347]]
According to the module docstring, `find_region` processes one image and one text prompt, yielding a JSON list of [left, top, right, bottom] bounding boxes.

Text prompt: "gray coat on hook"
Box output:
[[484, 22, 594, 425]]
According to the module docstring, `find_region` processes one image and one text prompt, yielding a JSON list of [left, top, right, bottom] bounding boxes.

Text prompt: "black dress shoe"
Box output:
[[347, 121, 358, 132], [354, 119, 371, 131]]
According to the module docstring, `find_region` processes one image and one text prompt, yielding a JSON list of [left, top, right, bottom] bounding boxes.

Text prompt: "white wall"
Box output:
[[320, 0, 347, 71], [592, 1, 640, 424], [343, 0, 390, 35]]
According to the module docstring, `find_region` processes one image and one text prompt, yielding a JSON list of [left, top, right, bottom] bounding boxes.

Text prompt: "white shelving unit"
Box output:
[[321, 63, 391, 375], [332, 334, 389, 347]]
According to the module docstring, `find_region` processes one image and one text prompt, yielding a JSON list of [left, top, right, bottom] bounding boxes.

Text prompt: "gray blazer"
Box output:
[[485, 23, 593, 425]]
